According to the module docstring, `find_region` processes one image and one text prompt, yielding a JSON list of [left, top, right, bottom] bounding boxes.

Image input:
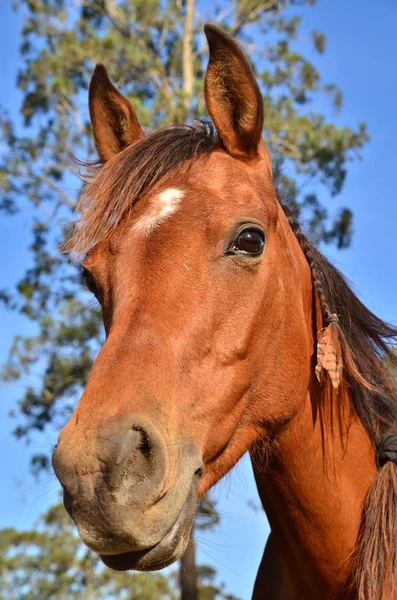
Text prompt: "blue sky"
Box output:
[[1, 1, 397, 598]]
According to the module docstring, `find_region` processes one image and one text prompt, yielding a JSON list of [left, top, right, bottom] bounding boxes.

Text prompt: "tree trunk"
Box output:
[[182, 0, 195, 118], [179, 532, 197, 600]]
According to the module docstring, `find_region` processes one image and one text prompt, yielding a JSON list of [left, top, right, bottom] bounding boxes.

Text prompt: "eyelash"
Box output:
[[80, 266, 98, 295]]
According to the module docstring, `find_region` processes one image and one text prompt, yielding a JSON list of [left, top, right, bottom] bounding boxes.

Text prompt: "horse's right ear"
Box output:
[[89, 64, 144, 162]]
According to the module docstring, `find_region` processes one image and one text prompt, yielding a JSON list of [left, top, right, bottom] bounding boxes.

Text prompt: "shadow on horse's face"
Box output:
[[52, 25, 312, 571]]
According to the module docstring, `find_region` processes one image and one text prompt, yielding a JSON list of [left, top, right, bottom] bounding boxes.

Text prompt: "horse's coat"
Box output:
[[53, 24, 397, 600]]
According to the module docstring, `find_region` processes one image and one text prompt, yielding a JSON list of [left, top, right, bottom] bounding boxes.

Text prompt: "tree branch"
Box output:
[[232, 0, 281, 37]]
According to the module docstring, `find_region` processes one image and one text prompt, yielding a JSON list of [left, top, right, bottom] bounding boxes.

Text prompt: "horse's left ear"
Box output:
[[204, 24, 266, 162], [89, 64, 144, 162]]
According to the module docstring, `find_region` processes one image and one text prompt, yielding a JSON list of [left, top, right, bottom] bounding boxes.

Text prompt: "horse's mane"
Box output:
[[277, 197, 397, 435], [67, 120, 397, 599]]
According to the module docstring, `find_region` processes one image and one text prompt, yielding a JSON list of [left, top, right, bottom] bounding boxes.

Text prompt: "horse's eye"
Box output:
[[80, 267, 98, 296], [229, 228, 265, 256]]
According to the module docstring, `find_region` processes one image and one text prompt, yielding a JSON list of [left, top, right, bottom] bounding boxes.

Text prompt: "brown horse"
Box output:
[[53, 24, 397, 600]]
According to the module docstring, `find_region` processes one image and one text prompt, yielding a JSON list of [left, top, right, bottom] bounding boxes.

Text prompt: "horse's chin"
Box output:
[[100, 496, 193, 572]]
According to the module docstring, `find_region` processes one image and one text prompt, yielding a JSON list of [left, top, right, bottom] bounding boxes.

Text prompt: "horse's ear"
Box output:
[[89, 64, 144, 162], [204, 24, 264, 161]]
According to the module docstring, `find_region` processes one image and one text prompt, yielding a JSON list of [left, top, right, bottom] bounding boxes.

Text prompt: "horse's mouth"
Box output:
[[99, 496, 193, 571]]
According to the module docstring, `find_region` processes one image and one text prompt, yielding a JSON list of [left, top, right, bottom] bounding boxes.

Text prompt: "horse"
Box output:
[[52, 24, 397, 600]]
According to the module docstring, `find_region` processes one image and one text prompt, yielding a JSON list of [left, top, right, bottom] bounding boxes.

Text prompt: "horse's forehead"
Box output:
[[86, 151, 274, 262], [127, 151, 276, 233], [177, 150, 271, 203]]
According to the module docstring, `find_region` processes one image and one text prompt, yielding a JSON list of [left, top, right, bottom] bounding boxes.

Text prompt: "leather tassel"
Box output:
[[315, 315, 343, 390]]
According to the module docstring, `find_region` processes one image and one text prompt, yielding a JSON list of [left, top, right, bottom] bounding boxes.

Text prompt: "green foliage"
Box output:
[[0, 0, 369, 470], [196, 565, 239, 600]]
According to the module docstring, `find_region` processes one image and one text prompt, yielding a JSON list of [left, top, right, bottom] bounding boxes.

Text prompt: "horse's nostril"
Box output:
[[133, 426, 152, 457], [98, 417, 168, 505]]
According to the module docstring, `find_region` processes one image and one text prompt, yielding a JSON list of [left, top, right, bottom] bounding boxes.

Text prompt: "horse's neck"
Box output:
[[251, 383, 377, 600]]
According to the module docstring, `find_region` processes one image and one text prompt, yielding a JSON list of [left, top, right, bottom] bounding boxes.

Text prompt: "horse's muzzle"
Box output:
[[52, 414, 203, 568]]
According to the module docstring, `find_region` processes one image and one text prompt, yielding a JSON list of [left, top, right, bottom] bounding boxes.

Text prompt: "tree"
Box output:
[[1, 0, 368, 476]]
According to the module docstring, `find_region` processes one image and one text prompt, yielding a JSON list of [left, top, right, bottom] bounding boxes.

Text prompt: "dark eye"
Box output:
[[228, 228, 265, 256], [80, 266, 98, 296]]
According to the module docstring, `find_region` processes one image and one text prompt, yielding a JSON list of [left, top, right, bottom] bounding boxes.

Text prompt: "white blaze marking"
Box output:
[[132, 188, 184, 235]]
